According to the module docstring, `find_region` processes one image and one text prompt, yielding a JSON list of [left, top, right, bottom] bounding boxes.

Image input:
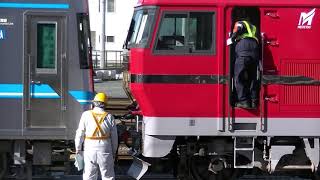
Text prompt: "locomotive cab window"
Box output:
[[156, 13, 187, 51], [155, 11, 215, 54], [36, 22, 57, 74], [189, 12, 213, 51]]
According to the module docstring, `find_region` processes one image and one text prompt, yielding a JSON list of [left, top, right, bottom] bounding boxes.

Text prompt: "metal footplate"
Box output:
[[234, 137, 255, 168]]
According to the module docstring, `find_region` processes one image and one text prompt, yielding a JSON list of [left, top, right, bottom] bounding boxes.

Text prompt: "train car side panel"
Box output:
[[261, 7, 320, 118], [0, 0, 94, 140]]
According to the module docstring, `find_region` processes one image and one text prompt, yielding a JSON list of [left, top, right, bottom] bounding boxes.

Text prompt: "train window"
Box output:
[[36, 22, 57, 74], [189, 12, 214, 51], [77, 13, 92, 69], [156, 13, 187, 51], [125, 8, 156, 48], [154, 11, 215, 54], [107, 0, 115, 13]]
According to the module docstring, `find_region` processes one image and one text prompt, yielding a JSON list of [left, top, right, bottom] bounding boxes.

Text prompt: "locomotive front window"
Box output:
[[36, 22, 57, 74], [126, 8, 156, 48], [154, 11, 215, 54]]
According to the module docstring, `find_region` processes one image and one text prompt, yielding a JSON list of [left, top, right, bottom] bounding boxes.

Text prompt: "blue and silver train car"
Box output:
[[0, 0, 94, 176]]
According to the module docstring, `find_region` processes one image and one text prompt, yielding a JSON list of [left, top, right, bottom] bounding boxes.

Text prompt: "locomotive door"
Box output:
[[226, 7, 263, 131], [24, 13, 67, 129]]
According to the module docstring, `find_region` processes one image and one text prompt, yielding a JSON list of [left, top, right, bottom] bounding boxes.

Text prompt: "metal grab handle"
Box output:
[[31, 80, 41, 85], [266, 40, 279, 47], [265, 12, 279, 19], [260, 33, 266, 132], [265, 96, 279, 103], [61, 52, 67, 111], [265, 69, 277, 73], [26, 55, 32, 111]]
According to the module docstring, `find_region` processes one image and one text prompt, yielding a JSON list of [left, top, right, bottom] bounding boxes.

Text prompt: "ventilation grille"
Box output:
[[281, 60, 320, 106], [283, 62, 320, 80], [283, 85, 320, 105]]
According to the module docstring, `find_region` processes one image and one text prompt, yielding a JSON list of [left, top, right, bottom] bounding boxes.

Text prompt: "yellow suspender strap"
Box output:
[[91, 111, 108, 136], [85, 111, 109, 140], [242, 21, 253, 37], [241, 21, 258, 42]]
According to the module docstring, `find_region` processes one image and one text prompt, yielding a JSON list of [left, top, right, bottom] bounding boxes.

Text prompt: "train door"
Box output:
[[24, 12, 67, 129], [226, 7, 262, 131]]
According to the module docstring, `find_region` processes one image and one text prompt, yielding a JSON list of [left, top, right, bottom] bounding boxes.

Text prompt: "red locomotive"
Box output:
[[124, 0, 320, 179]]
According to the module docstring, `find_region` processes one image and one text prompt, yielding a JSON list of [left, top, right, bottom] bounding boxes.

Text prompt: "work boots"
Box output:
[[235, 99, 258, 109], [251, 99, 258, 109], [235, 100, 251, 109]]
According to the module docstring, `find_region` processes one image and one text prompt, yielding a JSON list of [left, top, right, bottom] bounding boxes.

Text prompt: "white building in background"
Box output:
[[88, 0, 137, 70]]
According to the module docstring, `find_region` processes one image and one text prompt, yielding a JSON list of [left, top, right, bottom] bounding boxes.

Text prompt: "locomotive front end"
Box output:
[[125, 2, 222, 158]]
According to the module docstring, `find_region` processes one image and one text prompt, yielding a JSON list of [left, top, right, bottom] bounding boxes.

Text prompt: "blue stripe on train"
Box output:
[[30, 84, 60, 98], [0, 84, 93, 104], [69, 91, 95, 105], [0, 3, 69, 9], [0, 84, 59, 98]]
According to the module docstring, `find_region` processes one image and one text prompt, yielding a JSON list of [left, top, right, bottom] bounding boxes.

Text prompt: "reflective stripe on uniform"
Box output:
[[85, 111, 109, 140], [239, 21, 258, 42]]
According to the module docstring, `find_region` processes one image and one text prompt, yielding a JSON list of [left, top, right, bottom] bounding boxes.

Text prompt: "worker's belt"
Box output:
[[85, 133, 110, 140], [85, 110, 110, 140]]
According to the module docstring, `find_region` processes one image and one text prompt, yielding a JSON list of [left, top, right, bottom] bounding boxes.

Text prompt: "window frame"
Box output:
[[36, 21, 58, 74], [106, 35, 115, 43], [153, 10, 216, 55]]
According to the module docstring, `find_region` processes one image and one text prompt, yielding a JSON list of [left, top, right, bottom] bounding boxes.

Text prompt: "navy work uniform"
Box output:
[[231, 20, 259, 109]]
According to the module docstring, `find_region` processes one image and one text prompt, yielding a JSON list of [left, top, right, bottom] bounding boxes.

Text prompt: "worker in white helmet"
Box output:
[[75, 92, 118, 180]]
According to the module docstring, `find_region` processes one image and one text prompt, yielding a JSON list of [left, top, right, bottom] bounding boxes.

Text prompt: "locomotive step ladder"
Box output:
[[228, 90, 266, 132], [234, 137, 255, 168], [229, 116, 264, 132]]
